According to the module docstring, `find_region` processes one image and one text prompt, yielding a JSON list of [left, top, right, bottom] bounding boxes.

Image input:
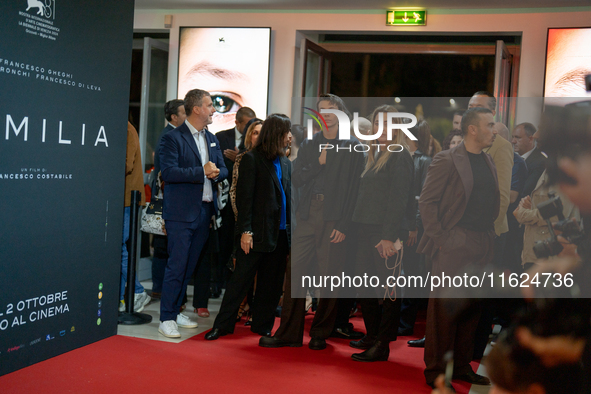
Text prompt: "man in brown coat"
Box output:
[[418, 107, 499, 390]]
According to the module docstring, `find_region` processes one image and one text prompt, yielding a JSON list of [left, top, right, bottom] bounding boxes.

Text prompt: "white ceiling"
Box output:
[[134, 0, 591, 10]]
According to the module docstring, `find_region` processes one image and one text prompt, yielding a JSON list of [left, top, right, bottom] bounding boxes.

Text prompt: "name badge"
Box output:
[[210, 142, 216, 147]]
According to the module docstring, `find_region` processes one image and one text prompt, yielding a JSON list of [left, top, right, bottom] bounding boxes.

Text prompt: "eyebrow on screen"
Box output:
[[552, 67, 591, 92], [185, 61, 248, 80]]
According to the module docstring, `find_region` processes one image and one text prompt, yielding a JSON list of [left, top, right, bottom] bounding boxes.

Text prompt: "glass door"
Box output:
[[138, 37, 169, 174], [494, 40, 513, 127]]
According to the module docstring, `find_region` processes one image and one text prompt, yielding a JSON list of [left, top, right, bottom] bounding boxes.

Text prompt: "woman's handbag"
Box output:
[[140, 175, 165, 235]]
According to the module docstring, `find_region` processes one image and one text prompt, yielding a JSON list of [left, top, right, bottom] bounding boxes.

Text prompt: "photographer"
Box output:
[[513, 169, 580, 271], [517, 103, 591, 393], [431, 307, 586, 394]]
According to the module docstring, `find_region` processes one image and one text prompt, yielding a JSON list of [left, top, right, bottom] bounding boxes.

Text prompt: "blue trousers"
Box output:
[[160, 202, 213, 322]]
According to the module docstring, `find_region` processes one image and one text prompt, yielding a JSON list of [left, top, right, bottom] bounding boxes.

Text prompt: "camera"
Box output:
[[532, 192, 585, 259]]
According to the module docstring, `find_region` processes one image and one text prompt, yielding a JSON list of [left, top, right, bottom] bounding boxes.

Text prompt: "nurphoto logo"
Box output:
[[304, 108, 418, 153]]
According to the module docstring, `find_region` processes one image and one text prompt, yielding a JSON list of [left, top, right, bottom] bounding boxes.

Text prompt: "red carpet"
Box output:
[[1, 315, 478, 393]]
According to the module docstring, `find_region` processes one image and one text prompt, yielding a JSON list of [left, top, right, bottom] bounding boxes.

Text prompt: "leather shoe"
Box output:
[[195, 308, 210, 318], [259, 336, 302, 348], [351, 340, 389, 362], [397, 327, 413, 336], [330, 323, 364, 339], [453, 371, 491, 385], [408, 337, 425, 347], [308, 337, 327, 350], [204, 328, 228, 340], [349, 335, 376, 350]]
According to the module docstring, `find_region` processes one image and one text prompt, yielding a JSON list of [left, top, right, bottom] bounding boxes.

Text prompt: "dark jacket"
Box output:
[[417, 142, 500, 259], [292, 132, 364, 235], [152, 123, 175, 198], [159, 122, 228, 222], [409, 149, 432, 231], [235, 149, 291, 253], [522, 147, 547, 198], [352, 149, 414, 242], [216, 127, 238, 179]]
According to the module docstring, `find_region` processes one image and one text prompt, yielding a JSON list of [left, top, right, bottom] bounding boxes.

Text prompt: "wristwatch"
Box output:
[[243, 231, 253, 236]]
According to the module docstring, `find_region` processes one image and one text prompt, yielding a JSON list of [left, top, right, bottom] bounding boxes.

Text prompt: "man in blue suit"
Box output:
[[158, 89, 228, 338]]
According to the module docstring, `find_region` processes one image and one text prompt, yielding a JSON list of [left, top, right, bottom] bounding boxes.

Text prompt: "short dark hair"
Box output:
[[236, 107, 256, 123], [453, 111, 464, 119], [164, 99, 184, 122], [472, 91, 497, 112], [461, 107, 493, 136], [256, 114, 291, 160], [317, 93, 351, 118], [442, 128, 463, 150], [290, 124, 305, 148], [184, 89, 210, 117], [516, 122, 537, 137]]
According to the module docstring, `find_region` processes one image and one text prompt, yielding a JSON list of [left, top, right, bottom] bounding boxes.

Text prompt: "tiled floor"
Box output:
[[116, 281, 223, 343]]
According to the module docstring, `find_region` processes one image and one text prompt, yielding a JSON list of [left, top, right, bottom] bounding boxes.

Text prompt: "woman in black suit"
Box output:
[[349, 105, 414, 361], [205, 114, 291, 340]]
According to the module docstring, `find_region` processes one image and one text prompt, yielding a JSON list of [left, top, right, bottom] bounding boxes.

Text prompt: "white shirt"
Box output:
[[521, 146, 535, 161], [234, 127, 242, 148], [185, 120, 213, 202]]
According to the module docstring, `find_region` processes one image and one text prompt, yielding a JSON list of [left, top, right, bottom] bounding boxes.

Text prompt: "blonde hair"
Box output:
[[363, 105, 409, 176], [244, 120, 263, 150]]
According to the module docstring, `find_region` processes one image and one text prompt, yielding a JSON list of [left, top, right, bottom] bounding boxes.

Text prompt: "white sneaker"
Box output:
[[119, 300, 125, 312], [133, 291, 151, 313], [176, 313, 198, 329], [158, 320, 181, 338]]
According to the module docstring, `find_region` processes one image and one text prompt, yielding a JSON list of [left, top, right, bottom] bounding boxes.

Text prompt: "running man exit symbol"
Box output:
[[386, 10, 427, 26]]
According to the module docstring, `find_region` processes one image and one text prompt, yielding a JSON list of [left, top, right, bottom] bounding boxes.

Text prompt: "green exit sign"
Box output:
[[386, 10, 427, 26]]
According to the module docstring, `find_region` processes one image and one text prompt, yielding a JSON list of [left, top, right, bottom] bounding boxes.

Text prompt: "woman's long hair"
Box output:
[[244, 120, 263, 150], [255, 113, 291, 160], [363, 105, 409, 176]]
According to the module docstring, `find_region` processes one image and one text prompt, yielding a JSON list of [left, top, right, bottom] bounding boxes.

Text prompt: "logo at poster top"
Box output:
[[26, 0, 55, 19]]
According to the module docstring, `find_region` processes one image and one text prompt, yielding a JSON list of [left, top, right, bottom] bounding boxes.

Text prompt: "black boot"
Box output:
[[351, 340, 390, 362], [349, 335, 376, 350]]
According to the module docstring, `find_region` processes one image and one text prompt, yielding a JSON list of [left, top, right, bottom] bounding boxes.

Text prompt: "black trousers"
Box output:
[[213, 231, 288, 334], [151, 234, 168, 294], [360, 297, 402, 342]]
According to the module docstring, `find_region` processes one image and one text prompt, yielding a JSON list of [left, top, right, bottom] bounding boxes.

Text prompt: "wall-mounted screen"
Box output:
[[178, 27, 271, 133], [544, 27, 591, 101]]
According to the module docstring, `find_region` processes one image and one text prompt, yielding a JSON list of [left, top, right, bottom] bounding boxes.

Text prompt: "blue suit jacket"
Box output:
[[159, 122, 228, 223]]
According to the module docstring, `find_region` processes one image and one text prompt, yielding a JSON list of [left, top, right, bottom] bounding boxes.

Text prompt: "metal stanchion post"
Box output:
[[118, 190, 152, 325]]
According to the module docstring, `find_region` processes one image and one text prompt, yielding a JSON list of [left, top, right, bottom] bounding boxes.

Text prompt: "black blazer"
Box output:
[[522, 147, 547, 198], [152, 123, 175, 196], [352, 149, 414, 242], [409, 149, 432, 231], [217, 127, 238, 178], [235, 149, 291, 253], [292, 132, 365, 235]]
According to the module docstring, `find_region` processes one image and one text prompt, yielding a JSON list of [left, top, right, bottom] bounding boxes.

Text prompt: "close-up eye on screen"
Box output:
[[177, 27, 271, 133], [544, 27, 591, 103]]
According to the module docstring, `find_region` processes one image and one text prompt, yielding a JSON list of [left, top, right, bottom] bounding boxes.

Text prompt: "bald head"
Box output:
[[493, 122, 510, 141]]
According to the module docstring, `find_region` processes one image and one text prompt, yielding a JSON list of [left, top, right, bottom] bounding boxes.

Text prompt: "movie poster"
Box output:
[[0, 0, 134, 375]]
